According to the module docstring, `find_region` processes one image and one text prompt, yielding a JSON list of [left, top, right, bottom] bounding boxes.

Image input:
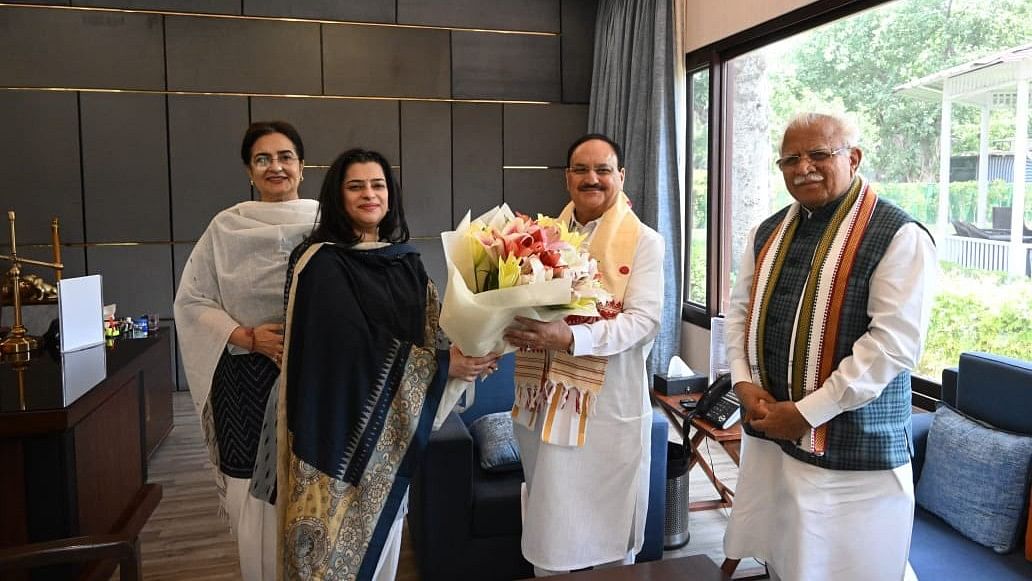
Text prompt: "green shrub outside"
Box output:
[[917, 263, 1032, 380], [876, 180, 1032, 225]]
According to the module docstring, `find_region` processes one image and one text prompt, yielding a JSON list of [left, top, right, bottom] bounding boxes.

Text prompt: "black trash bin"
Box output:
[[663, 440, 691, 549]]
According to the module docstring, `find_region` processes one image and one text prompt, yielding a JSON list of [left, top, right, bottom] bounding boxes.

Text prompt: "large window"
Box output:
[[687, 0, 1032, 380], [685, 68, 710, 307]]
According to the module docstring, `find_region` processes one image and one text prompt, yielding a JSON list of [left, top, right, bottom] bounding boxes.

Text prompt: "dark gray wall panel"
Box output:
[[166, 16, 321, 94], [250, 98, 400, 165], [560, 0, 596, 103], [0, 6, 164, 89], [169, 95, 250, 241], [323, 25, 449, 99], [81, 92, 169, 242], [452, 32, 560, 101], [503, 104, 588, 166], [401, 102, 451, 237], [398, 0, 559, 32], [452, 103, 502, 226], [0, 91, 83, 244], [503, 168, 567, 217], [87, 245, 174, 318], [78, 1, 240, 14], [245, 0, 394, 22], [300, 167, 327, 201], [411, 238, 446, 295], [6, 1, 67, 4], [172, 243, 193, 298]]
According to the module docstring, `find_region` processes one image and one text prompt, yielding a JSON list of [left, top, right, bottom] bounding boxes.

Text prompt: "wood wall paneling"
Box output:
[[401, 102, 452, 237], [77, 0, 240, 14], [451, 31, 561, 101], [322, 24, 450, 99], [503, 103, 589, 167], [244, 0, 395, 23], [397, 0, 560, 32], [0, 6, 164, 90], [0, 91, 83, 244], [503, 168, 567, 218], [81, 92, 170, 242], [87, 245, 174, 318], [169, 95, 251, 241], [250, 98, 402, 165], [560, 0, 597, 103], [165, 16, 321, 94], [451, 103, 503, 225], [73, 375, 143, 535]]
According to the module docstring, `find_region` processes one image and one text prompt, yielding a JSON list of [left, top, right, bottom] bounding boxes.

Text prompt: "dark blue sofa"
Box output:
[[409, 353, 668, 581], [909, 352, 1032, 580]]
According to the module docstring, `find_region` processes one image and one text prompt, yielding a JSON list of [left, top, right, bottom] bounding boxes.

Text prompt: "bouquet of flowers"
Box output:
[[440, 204, 610, 358]]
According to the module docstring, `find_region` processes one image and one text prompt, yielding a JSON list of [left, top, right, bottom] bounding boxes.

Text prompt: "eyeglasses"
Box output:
[[567, 165, 616, 177], [252, 151, 299, 169], [775, 147, 851, 170]]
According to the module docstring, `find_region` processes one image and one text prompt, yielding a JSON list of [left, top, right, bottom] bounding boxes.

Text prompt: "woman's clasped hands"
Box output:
[[448, 344, 500, 382]]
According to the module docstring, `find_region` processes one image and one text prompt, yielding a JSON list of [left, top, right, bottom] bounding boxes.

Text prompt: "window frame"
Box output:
[[680, 0, 893, 328]]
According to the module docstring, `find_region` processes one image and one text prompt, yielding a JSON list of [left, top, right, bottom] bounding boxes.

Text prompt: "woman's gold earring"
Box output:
[[249, 180, 254, 187]]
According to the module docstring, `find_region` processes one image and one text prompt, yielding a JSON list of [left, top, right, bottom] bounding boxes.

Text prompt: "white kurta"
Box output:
[[173, 199, 318, 581], [723, 221, 938, 581], [516, 223, 664, 572]]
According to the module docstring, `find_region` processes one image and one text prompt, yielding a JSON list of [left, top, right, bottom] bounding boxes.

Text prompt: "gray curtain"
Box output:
[[589, 0, 682, 380]]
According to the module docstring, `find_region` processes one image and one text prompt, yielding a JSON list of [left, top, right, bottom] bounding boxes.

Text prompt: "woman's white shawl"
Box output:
[[174, 199, 319, 415]]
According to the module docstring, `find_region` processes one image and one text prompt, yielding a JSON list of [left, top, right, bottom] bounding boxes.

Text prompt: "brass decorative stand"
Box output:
[[0, 211, 64, 355]]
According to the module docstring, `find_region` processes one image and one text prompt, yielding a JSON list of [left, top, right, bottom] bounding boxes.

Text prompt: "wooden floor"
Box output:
[[137, 392, 765, 579]]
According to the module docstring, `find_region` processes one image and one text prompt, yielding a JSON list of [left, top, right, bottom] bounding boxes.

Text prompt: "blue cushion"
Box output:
[[915, 405, 1032, 553], [468, 411, 521, 473]]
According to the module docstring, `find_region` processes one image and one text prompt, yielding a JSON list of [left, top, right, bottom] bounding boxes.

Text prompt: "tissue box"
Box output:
[[654, 373, 708, 395]]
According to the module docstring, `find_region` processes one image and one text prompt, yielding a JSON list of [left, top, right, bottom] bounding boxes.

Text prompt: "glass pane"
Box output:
[[720, 0, 1032, 380], [686, 69, 709, 306]]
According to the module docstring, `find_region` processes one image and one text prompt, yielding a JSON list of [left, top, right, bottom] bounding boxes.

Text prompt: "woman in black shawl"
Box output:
[[274, 149, 496, 580]]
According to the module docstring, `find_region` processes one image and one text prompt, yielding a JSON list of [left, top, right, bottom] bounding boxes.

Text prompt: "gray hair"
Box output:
[[782, 112, 860, 150]]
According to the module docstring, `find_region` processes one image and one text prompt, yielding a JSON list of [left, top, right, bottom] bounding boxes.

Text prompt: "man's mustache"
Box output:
[[578, 184, 604, 191], [792, 173, 824, 185]]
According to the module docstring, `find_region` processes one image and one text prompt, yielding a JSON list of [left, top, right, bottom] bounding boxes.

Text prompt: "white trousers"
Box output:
[[724, 433, 916, 581], [533, 551, 635, 577], [225, 476, 277, 581]]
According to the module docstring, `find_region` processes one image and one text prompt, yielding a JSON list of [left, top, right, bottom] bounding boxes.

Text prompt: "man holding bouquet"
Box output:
[[503, 134, 664, 576]]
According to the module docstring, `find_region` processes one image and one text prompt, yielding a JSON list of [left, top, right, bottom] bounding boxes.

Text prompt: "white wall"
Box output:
[[683, 0, 816, 52]]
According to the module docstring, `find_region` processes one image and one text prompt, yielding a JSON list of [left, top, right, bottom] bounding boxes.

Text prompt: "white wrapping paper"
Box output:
[[439, 205, 592, 357]]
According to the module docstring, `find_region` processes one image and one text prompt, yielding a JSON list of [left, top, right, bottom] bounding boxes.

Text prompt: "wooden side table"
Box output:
[[652, 390, 741, 511]]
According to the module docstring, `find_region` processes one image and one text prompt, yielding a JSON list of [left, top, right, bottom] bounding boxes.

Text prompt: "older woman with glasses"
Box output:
[[174, 120, 318, 581]]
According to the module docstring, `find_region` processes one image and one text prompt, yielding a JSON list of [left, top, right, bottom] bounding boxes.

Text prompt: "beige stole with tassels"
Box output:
[[512, 192, 641, 447]]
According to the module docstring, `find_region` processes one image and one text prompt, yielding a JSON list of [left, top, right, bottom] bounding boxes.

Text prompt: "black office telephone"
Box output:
[[694, 374, 741, 429]]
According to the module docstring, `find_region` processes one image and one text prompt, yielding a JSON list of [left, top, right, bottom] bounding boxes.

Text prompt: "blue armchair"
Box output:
[[909, 352, 1032, 580], [408, 353, 668, 581]]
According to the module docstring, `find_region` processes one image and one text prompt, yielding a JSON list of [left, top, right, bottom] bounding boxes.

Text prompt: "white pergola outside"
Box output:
[[896, 42, 1031, 277]]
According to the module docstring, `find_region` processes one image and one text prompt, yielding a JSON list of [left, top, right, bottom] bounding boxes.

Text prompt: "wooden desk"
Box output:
[[524, 554, 727, 580], [652, 391, 741, 511], [0, 331, 172, 579]]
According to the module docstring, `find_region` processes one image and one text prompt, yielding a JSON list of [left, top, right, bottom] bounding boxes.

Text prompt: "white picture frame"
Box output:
[[57, 275, 104, 352]]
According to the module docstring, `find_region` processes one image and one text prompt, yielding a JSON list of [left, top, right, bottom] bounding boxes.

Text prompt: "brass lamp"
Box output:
[[0, 211, 64, 355]]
